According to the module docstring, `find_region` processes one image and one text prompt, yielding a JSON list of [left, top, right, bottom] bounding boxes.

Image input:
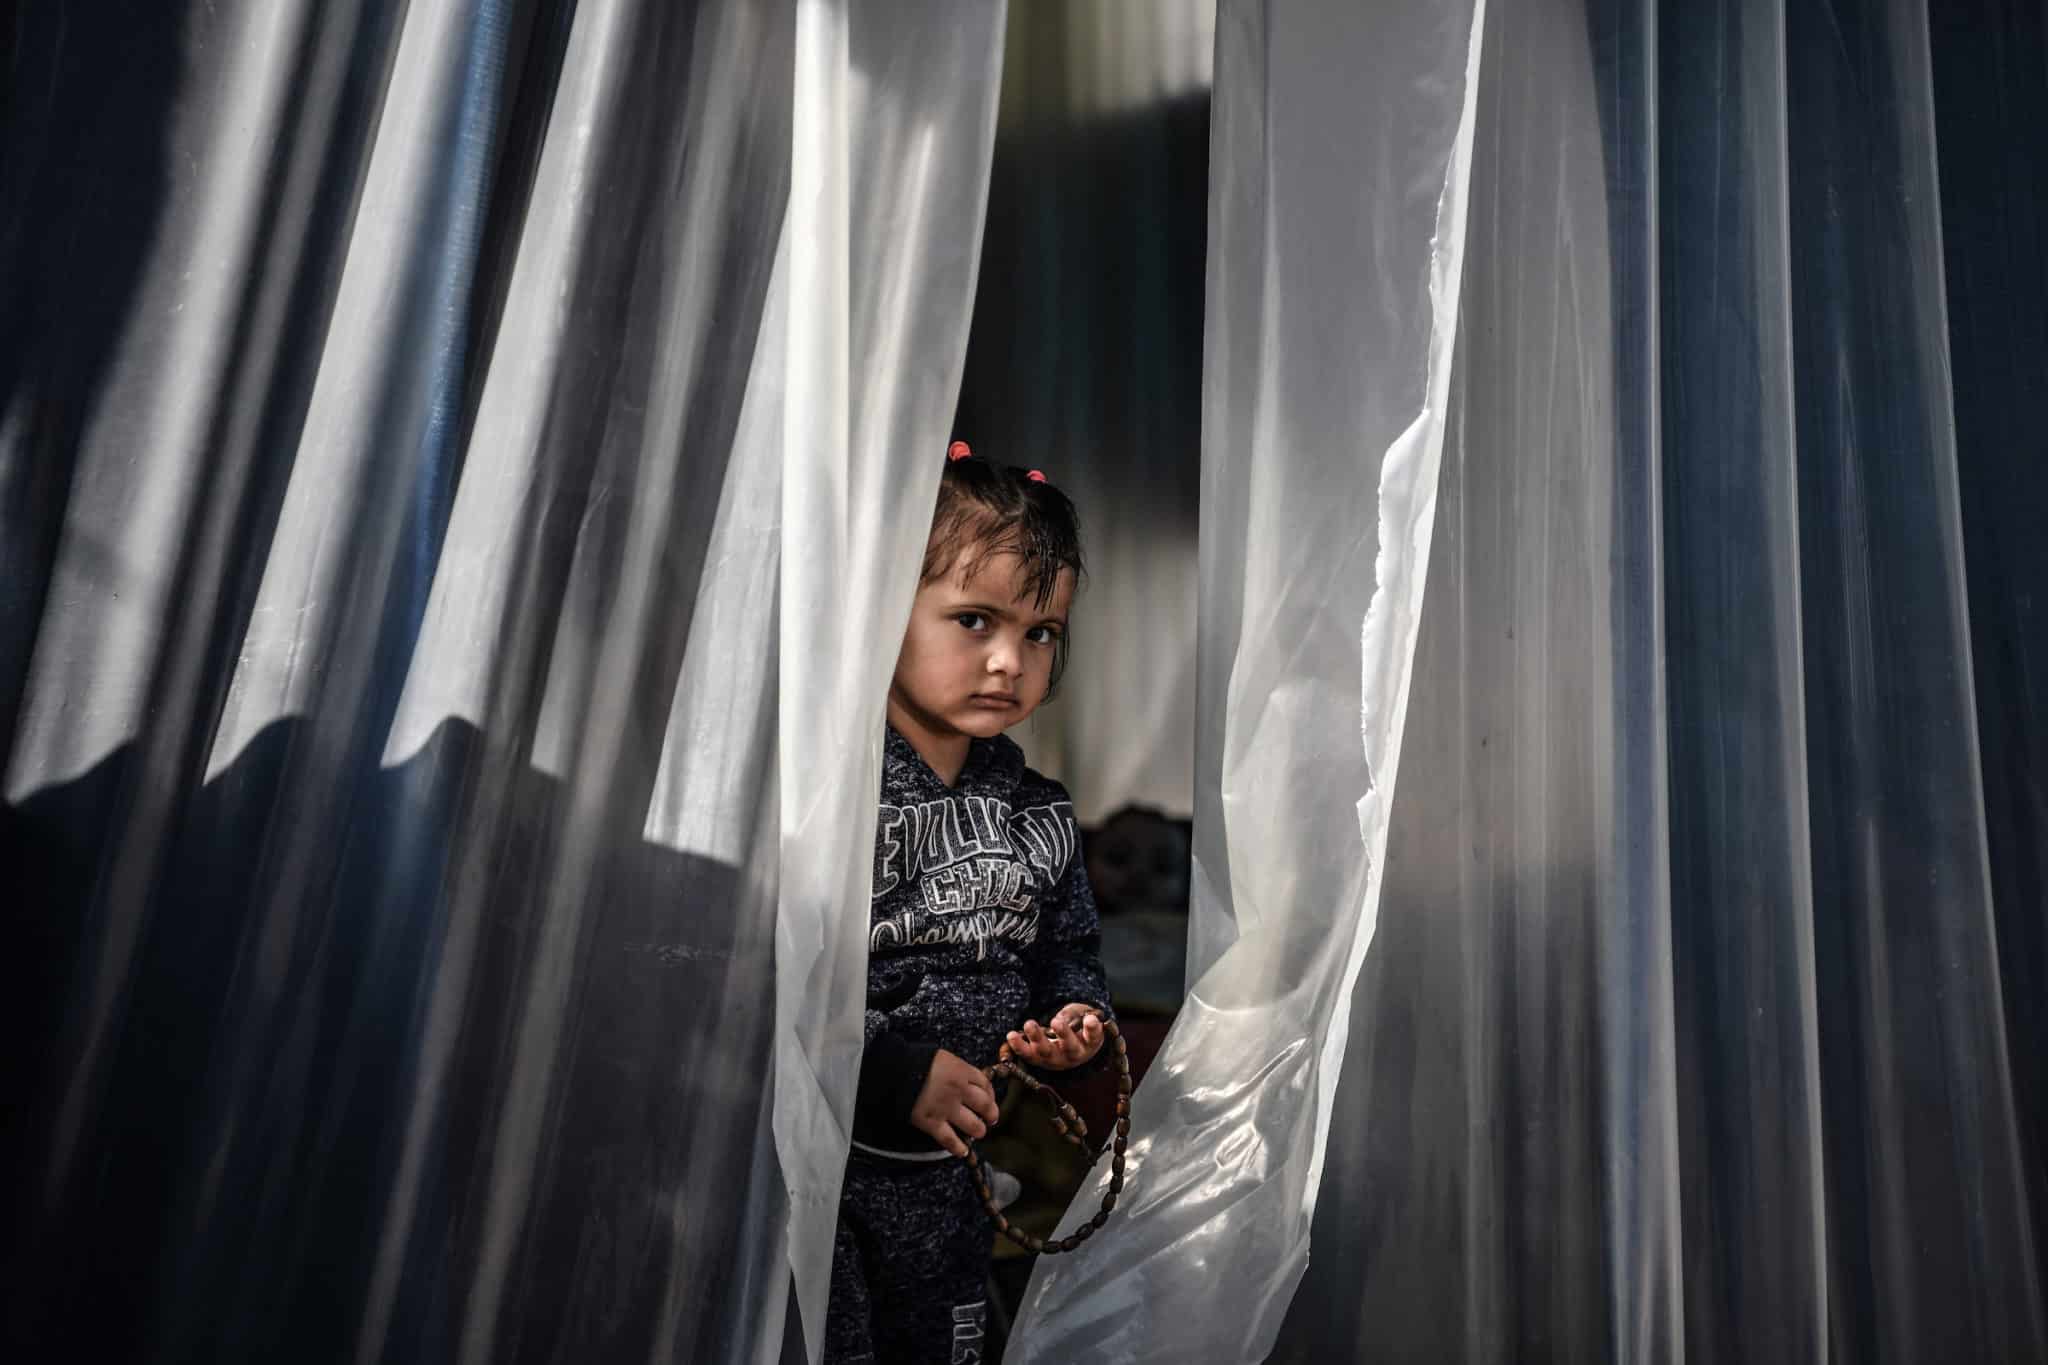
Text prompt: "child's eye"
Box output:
[[1026, 625, 1062, 647], [954, 612, 988, 632]]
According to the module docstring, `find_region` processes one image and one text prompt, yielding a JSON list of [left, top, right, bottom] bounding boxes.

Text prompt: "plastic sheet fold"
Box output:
[[1270, 0, 2048, 1359], [5, 1, 2044, 1361], [1009, 2, 1488, 1358], [3, 2, 1003, 1360]]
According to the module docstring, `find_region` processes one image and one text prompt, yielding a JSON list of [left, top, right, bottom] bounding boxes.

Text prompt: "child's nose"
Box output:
[[986, 641, 1020, 677]]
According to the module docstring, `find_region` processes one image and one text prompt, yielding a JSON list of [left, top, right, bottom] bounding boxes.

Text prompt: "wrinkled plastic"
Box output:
[[8, 1, 2044, 1361], [1270, 0, 2048, 1361], [1014, 0, 2046, 1361], [1, 2, 1002, 1360], [1009, 2, 1488, 1359]]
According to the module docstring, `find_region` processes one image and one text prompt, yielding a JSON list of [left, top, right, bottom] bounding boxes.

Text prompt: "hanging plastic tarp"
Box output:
[[1010, 1, 1489, 1358], [1015, 0, 2047, 1360], [1268, 0, 2048, 1360], [3, 1, 1004, 1360], [8, 0, 2045, 1360]]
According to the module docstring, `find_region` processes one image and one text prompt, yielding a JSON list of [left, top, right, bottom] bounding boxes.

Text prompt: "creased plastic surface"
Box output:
[[777, 3, 1008, 1356], [1270, 0, 2048, 1360], [1, 2, 1001, 1360], [1006, 2, 1486, 1359]]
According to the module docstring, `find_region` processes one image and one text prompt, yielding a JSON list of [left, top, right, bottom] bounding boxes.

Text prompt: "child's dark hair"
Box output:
[[925, 444, 1086, 691]]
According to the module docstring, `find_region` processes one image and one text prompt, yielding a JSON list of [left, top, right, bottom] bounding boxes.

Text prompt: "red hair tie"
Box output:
[[947, 440, 973, 462], [1026, 470, 1046, 483]]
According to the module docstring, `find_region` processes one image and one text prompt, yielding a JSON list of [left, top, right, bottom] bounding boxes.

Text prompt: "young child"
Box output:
[[824, 443, 1112, 1365]]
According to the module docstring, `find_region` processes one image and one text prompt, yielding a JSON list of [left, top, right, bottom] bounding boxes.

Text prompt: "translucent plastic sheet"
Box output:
[[775, 3, 1007, 1351], [2, 2, 1001, 1360], [7, 0, 2044, 1360], [1015, 0, 2045, 1358], [1267, 0, 2048, 1360], [1008, 2, 1489, 1358]]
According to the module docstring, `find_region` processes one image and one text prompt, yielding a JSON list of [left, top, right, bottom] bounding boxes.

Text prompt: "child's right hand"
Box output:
[[910, 1049, 1002, 1158]]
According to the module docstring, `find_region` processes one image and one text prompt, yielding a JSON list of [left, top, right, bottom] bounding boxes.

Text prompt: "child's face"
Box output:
[[890, 551, 1075, 744]]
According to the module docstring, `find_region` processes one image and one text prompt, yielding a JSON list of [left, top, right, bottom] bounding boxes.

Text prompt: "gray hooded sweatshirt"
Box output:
[[852, 726, 1111, 1156]]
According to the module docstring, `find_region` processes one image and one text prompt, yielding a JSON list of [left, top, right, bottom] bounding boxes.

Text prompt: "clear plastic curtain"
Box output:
[[1264, 0, 2048, 1362], [1, 1, 1003, 1360], [1015, 0, 2046, 1360], [1011, 1, 1489, 1358]]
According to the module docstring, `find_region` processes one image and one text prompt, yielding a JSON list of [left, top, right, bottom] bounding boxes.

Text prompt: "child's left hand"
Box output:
[[1006, 1004, 1105, 1070]]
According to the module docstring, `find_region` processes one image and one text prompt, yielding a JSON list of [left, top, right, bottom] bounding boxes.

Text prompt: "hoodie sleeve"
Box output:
[[1028, 828, 1113, 1028], [855, 1009, 938, 1138]]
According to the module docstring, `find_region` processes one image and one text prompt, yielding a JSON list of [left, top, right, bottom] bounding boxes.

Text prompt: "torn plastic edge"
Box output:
[[1309, 0, 1489, 1216]]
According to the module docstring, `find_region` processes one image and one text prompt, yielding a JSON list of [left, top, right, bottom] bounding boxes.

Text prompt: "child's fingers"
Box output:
[[1012, 1016, 1114, 1068], [951, 1105, 989, 1142], [966, 1083, 1001, 1127], [1056, 1013, 1085, 1048], [1056, 1019, 1089, 1064], [917, 1114, 968, 1158]]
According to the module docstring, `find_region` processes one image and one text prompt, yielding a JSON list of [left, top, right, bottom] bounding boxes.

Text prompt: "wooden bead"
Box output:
[[977, 1019, 1135, 1256]]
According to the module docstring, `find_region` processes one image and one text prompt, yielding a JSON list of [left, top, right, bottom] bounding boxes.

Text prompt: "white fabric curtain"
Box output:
[[2, 2, 1001, 1360]]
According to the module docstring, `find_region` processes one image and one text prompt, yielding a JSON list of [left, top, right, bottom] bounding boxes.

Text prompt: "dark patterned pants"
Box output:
[[824, 1155, 991, 1364]]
